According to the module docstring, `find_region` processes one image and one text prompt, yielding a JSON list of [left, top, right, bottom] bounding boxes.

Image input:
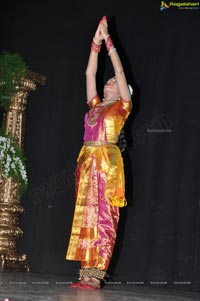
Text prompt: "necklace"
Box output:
[[88, 105, 104, 127], [102, 99, 117, 105], [88, 100, 117, 127]]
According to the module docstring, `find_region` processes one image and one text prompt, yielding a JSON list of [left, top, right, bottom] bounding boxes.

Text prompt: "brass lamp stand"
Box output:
[[0, 70, 46, 271]]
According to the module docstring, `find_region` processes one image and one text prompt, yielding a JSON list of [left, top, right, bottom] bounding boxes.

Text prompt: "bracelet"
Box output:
[[93, 37, 102, 45], [108, 47, 116, 56], [91, 39, 101, 53], [105, 35, 115, 54]]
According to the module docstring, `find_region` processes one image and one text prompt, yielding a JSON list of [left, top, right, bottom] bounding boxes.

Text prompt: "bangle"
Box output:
[[93, 37, 102, 45], [105, 35, 115, 54], [108, 47, 116, 56], [91, 39, 101, 53]]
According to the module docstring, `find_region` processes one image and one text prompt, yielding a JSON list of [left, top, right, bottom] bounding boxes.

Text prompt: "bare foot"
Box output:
[[87, 277, 101, 288], [70, 277, 101, 289], [81, 276, 90, 282]]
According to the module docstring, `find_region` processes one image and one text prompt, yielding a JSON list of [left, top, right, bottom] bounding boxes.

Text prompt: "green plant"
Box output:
[[0, 127, 28, 197], [0, 51, 28, 110]]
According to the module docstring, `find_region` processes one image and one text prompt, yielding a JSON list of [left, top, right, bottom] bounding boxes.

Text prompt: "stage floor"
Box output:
[[0, 272, 199, 301]]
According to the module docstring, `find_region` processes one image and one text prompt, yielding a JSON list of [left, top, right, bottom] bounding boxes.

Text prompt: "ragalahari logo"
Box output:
[[160, 1, 200, 10], [160, 1, 170, 10]]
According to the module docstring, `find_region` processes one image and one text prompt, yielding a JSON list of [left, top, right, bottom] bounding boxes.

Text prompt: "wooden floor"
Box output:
[[0, 272, 199, 301]]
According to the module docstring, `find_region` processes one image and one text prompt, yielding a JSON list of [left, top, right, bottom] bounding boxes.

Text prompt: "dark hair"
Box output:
[[117, 128, 127, 152]]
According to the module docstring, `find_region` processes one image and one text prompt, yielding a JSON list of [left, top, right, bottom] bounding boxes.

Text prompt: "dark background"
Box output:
[[0, 0, 200, 293]]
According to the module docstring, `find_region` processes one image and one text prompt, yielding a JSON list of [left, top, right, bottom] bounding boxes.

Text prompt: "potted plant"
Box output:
[[0, 51, 28, 111], [0, 51, 29, 196]]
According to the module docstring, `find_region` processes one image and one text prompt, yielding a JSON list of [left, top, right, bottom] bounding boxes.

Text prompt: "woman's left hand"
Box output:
[[100, 21, 109, 40], [93, 22, 103, 44]]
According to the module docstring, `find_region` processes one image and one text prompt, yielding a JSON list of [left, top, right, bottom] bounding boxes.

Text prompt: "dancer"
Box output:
[[66, 16, 133, 289]]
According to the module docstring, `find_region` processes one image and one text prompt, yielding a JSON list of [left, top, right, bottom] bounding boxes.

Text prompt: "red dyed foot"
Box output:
[[70, 281, 83, 288], [70, 281, 100, 289], [79, 283, 100, 290]]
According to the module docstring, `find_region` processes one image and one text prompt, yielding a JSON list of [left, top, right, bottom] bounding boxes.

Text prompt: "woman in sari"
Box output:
[[66, 16, 133, 289]]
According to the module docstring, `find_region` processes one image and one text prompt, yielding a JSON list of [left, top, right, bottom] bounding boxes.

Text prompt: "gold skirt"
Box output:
[[66, 144, 126, 271]]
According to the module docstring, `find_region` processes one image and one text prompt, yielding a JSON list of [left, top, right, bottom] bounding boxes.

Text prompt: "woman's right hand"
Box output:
[[93, 16, 108, 44], [100, 23, 109, 41], [93, 22, 103, 45], [99, 16, 109, 41]]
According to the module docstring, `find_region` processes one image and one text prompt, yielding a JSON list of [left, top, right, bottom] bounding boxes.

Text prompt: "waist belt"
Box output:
[[83, 141, 116, 146]]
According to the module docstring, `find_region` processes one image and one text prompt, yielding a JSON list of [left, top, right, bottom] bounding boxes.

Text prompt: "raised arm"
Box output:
[[85, 20, 104, 102], [101, 21, 131, 102]]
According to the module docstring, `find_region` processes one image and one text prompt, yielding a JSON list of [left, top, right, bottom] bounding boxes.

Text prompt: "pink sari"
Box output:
[[66, 95, 131, 272]]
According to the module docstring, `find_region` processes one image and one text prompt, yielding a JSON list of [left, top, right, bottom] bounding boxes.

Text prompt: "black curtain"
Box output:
[[0, 0, 200, 293]]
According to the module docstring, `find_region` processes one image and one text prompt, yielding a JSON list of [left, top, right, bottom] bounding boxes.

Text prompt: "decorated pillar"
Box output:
[[0, 70, 46, 271]]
